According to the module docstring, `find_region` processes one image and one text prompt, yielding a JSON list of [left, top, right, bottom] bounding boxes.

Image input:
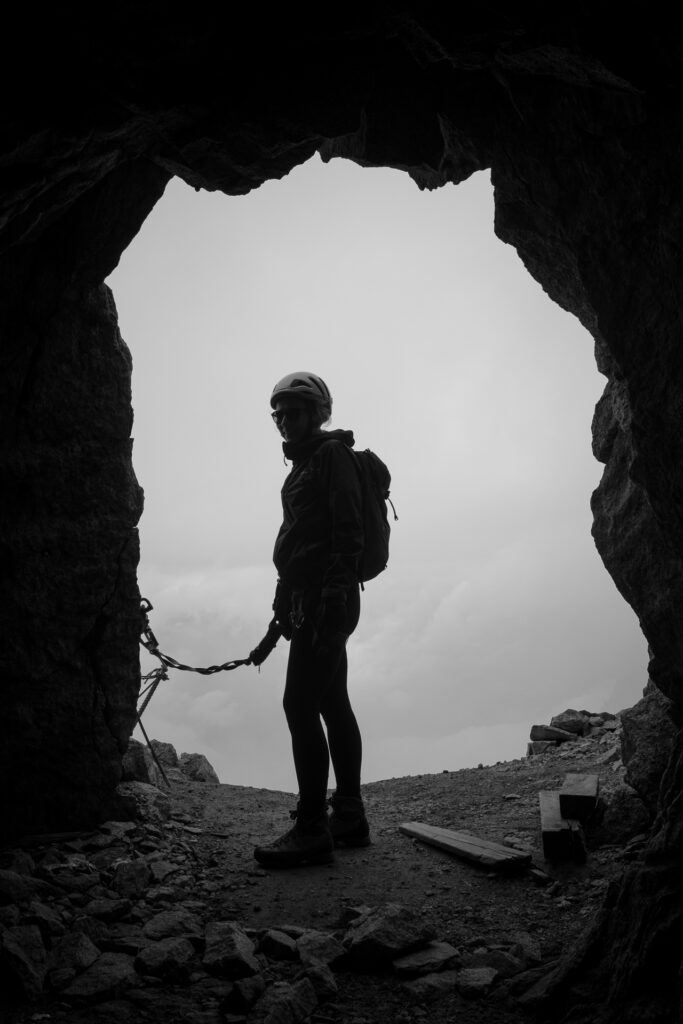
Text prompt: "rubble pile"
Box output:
[[526, 709, 622, 764], [0, 810, 551, 1022]]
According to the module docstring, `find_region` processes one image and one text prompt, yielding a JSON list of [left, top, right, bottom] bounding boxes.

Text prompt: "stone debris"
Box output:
[[526, 708, 623, 763], [392, 939, 460, 977], [0, 727, 645, 1022], [343, 902, 436, 967], [454, 965, 498, 997], [123, 738, 221, 788], [202, 920, 261, 978]]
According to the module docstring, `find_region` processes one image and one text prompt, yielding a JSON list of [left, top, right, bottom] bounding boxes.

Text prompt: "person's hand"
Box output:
[[249, 619, 281, 666]]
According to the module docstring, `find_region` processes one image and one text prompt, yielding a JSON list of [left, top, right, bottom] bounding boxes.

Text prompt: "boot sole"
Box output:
[[332, 833, 371, 848], [254, 848, 334, 868]]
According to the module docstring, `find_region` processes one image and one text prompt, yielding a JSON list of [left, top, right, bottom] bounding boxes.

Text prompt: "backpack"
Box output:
[[353, 448, 397, 584]]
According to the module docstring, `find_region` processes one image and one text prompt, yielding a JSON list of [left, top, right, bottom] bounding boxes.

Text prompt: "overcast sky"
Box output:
[[107, 155, 647, 791]]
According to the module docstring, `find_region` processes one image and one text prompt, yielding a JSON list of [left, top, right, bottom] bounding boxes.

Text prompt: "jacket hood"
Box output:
[[283, 428, 355, 464]]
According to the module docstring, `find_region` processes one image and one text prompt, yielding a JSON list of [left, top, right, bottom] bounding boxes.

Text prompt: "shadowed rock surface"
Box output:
[[2, 8, 683, 1022]]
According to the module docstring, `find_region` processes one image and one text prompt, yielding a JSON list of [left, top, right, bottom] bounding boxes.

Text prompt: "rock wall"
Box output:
[[0, 161, 170, 839], [2, 9, 683, 1020]]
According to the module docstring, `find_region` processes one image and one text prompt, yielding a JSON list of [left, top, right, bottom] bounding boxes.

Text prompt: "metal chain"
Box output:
[[139, 598, 252, 674], [135, 598, 252, 788]]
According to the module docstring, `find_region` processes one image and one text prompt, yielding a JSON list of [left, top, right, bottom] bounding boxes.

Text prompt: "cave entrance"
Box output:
[[107, 155, 646, 790]]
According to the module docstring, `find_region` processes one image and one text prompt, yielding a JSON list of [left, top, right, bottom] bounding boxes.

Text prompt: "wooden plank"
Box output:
[[559, 774, 599, 822], [538, 791, 586, 863], [399, 822, 531, 871]]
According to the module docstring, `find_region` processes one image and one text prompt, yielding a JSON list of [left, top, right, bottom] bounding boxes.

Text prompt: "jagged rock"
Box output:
[[597, 745, 621, 765], [61, 951, 137, 1000], [344, 903, 436, 967], [299, 962, 338, 999], [148, 859, 179, 883], [529, 725, 577, 743], [621, 682, 679, 814], [47, 931, 100, 977], [456, 965, 498, 997], [510, 931, 543, 966], [202, 921, 260, 978], [296, 929, 346, 968], [0, 924, 47, 1000], [527, 741, 559, 756], [464, 947, 525, 978], [134, 936, 196, 980], [111, 859, 152, 898], [102, 924, 148, 955], [0, 869, 36, 906], [248, 977, 318, 1024], [590, 784, 651, 845], [222, 973, 267, 1013], [401, 968, 460, 1002], [25, 900, 65, 939], [0, 906, 21, 927], [113, 782, 171, 824], [260, 928, 299, 961], [550, 710, 591, 736], [393, 940, 460, 977], [142, 908, 204, 942], [5, 851, 36, 876], [83, 898, 133, 923], [179, 752, 220, 784], [149, 741, 179, 768], [121, 739, 165, 787]]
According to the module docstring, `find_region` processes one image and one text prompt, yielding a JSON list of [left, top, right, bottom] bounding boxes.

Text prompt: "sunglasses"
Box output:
[[271, 407, 306, 425]]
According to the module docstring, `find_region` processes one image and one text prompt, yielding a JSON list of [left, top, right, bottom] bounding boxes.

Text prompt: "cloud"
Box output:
[[114, 155, 647, 790]]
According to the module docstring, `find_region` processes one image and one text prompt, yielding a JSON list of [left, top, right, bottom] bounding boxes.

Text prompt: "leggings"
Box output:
[[282, 584, 362, 819]]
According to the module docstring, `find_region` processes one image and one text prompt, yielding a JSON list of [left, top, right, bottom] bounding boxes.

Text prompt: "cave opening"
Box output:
[[106, 155, 647, 790]]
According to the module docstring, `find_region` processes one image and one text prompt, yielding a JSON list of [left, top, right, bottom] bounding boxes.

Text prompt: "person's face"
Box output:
[[271, 398, 314, 444]]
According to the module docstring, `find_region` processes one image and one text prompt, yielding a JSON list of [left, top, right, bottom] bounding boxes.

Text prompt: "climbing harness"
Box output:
[[136, 598, 254, 786]]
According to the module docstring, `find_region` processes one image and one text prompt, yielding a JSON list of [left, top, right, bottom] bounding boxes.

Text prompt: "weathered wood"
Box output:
[[399, 822, 532, 871], [529, 724, 576, 742], [559, 773, 600, 822], [538, 791, 586, 863]]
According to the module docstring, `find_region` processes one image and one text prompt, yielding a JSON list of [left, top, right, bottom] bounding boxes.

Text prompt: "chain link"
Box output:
[[140, 598, 252, 675]]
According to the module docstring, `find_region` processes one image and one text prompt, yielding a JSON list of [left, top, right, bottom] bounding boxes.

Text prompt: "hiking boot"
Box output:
[[254, 811, 333, 868], [328, 794, 371, 848]]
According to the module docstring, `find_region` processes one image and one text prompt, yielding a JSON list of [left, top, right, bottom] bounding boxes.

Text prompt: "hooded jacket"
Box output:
[[273, 429, 363, 600]]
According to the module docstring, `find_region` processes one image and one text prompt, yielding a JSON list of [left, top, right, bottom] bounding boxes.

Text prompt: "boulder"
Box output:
[[149, 741, 179, 768], [590, 785, 651, 846], [529, 725, 577, 743], [121, 739, 165, 787], [550, 710, 591, 736], [179, 752, 220, 784]]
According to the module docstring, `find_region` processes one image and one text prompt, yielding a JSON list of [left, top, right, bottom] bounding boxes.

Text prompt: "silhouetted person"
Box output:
[[250, 372, 369, 867]]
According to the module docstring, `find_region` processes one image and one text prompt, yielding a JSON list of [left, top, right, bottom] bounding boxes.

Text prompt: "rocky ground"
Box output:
[[0, 716, 652, 1024]]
